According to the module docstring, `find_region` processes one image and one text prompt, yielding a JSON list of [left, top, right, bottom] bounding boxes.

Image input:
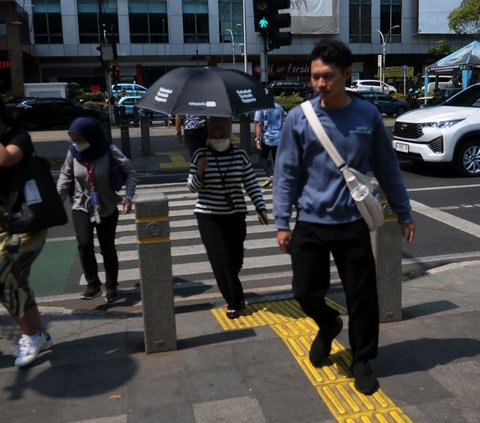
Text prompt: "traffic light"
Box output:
[[268, 0, 292, 51], [253, 0, 271, 36], [112, 63, 120, 83]]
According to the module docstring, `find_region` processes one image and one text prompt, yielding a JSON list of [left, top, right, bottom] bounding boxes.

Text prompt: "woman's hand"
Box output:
[[256, 209, 268, 225], [122, 198, 133, 214], [196, 155, 208, 179]]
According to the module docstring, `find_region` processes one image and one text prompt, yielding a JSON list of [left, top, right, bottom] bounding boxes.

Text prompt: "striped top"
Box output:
[[187, 146, 266, 215]]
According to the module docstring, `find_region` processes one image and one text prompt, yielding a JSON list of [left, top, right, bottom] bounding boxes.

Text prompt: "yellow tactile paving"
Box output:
[[211, 299, 412, 423]]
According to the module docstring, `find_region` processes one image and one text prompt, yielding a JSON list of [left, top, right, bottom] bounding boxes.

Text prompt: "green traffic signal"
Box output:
[[259, 16, 269, 29]]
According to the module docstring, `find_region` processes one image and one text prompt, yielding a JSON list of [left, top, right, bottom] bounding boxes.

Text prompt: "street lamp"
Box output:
[[373, 25, 400, 92], [225, 28, 235, 66]]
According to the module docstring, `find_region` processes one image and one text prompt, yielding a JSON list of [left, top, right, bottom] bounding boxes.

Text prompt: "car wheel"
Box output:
[[395, 107, 406, 115], [454, 140, 480, 177], [388, 91, 396, 95]]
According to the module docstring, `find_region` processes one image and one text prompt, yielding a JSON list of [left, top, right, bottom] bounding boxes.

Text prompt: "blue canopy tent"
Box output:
[[424, 41, 480, 95]]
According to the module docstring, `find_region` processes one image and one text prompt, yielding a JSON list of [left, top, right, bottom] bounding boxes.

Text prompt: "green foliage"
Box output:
[[428, 40, 453, 58], [67, 82, 83, 100], [449, 0, 480, 36], [274, 92, 305, 112]]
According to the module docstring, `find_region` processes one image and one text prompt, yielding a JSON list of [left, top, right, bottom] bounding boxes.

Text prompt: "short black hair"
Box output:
[[309, 40, 352, 72]]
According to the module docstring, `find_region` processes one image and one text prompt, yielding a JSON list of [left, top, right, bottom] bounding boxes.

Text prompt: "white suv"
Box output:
[[392, 83, 480, 176], [351, 79, 397, 94]]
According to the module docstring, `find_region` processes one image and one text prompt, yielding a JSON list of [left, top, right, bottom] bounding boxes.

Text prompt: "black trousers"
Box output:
[[72, 208, 119, 289], [196, 213, 246, 309], [258, 144, 278, 178], [185, 126, 208, 159], [290, 219, 379, 362]]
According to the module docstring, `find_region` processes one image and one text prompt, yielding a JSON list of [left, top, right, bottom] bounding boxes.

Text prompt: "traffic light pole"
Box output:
[[260, 36, 268, 84]]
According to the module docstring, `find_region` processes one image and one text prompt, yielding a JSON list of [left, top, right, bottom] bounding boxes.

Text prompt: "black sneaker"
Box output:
[[80, 285, 102, 300], [309, 317, 343, 366], [105, 288, 120, 303], [351, 360, 379, 395]]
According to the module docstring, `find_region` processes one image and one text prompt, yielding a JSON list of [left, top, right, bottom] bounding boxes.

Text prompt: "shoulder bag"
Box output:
[[7, 154, 68, 234], [301, 100, 384, 232]]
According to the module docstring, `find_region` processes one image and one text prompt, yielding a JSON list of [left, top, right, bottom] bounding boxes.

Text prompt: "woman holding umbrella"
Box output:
[[187, 117, 268, 319]]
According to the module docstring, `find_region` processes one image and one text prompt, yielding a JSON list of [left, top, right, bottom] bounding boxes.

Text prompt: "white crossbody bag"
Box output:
[[301, 100, 384, 232]]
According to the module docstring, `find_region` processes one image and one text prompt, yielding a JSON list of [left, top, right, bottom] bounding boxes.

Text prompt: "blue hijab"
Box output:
[[68, 117, 109, 162]]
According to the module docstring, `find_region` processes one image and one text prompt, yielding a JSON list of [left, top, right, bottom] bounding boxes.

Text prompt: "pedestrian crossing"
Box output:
[[81, 181, 295, 304]]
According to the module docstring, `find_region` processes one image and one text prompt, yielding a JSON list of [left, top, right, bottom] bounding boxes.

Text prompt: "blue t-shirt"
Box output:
[[254, 103, 285, 146]]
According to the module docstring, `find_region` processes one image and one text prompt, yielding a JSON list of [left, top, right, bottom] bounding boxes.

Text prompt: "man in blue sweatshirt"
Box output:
[[273, 40, 415, 395]]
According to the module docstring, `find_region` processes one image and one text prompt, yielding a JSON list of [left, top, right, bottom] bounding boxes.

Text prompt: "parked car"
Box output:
[[111, 83, 148, 97], [116, 95, 172, 123], [351, 79, 397, 94], [356, 92, 409, 116], [392, 83, 480, 176], [269, 80, 312, 97], [6, 97, 107, 130]]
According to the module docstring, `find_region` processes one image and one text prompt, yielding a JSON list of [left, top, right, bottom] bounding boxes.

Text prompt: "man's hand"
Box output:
[[277, 229, 292, 254], [401, 222, 415, 243]]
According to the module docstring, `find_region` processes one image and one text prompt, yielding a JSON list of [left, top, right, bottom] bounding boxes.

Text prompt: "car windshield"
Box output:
[[443, 84, 480, 107]]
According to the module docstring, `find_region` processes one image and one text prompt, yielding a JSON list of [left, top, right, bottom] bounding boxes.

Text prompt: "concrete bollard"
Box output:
[[135, 192, 177, 353], [370, 198, 403, 323]]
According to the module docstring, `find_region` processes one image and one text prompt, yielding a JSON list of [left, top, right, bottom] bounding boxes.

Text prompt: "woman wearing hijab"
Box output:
[[0, 98, 52, 367], [57, 117, 137, 303], [187, 117, 268, 319]]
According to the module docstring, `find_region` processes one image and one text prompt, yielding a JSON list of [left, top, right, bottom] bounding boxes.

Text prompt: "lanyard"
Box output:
[[86, 162, 96, 192]]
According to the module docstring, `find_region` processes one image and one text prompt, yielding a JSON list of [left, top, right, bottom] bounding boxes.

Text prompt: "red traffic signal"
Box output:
[[112, 63, 120, 82]]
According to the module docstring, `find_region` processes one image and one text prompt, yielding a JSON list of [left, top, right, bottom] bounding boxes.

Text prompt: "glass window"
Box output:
[[129, 0, 168, 43], [380, 0, 401, 43], [349, 0, 371, 43], [219, 0, 243, 43], [77, 0, 118, 44], [182, 0, 209, 43], [0, 20, 6, 36], [32, 0, 63, 44]]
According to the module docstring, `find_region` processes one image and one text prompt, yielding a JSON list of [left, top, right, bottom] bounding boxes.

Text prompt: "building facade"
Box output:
[[0, 0, 475, 96]]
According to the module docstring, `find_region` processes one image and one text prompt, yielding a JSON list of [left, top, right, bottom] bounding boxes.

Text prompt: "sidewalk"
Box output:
[[1, 259, 479, 422], [2, 121, 479, 422]]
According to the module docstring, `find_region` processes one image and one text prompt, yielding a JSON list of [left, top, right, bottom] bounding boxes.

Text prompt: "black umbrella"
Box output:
[[136, 67, 274, 117]]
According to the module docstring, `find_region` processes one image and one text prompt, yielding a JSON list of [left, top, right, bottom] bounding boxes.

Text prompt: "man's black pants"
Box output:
[[290, 219, 379, 362]]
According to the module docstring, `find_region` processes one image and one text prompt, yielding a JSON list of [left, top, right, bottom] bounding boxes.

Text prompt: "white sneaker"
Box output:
[[13, 332, 53, 359], [14, 332, 52, 367]]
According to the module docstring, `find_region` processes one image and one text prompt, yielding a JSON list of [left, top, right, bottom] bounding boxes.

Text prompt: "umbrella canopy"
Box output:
[[136, 67, 274, 117]]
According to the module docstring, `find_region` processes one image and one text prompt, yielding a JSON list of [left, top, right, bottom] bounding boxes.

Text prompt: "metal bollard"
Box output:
[[119, 106, 131, 158], [135, 192, 177, 353], [140, 111, 151, 156], [370, 197, 403, 322], [239, 114, 252, 153]]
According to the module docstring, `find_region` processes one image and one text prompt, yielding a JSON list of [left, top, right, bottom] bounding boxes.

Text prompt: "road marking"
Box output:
[[410, 199, 480, 238], [211, 299, 412, 423]]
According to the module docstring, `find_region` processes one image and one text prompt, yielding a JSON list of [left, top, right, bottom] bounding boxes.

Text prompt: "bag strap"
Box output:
[[301, 101, 346, 170]]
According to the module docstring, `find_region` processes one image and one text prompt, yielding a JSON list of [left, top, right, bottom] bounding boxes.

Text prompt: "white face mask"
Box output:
[[73, 142, 90, 152], [208, 138, 230, 152]]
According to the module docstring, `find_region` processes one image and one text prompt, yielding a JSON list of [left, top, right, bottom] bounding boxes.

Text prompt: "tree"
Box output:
[[428, 40, 453, 59], [449, 0, 480, 36]]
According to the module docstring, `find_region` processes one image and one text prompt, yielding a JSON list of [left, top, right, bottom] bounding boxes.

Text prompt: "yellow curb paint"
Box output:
[[210, 299, 412, 423]]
